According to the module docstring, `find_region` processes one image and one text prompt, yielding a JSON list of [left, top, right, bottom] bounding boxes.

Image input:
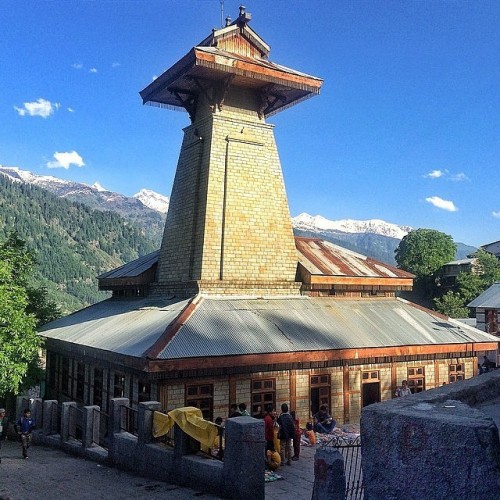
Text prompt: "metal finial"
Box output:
[[225, 16, 232, 27]]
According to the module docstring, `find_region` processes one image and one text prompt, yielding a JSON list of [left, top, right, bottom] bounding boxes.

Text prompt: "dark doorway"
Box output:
[[362, 382, 380, 407]]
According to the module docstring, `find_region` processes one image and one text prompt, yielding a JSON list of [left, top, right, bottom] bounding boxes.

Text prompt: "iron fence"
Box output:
[[120, 406, 138, 435], [323, 433, 364, 500], [68, 405, 84, 441], [93, 408, 109, 449]]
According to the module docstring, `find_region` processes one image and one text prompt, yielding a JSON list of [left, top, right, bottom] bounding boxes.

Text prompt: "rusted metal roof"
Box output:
[[296, 237, 414, 279], [156, 296, 497, 360], [468, 282, 500, 309], [40, 295, 497, 360]]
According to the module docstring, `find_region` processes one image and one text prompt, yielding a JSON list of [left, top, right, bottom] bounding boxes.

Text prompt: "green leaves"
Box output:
[[0, 233, 57, 396]]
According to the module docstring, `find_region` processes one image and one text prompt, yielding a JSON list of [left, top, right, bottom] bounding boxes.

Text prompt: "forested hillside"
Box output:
[[0, 175, 158, 313]]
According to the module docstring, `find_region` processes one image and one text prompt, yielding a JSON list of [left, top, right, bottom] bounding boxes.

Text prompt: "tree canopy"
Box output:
[[434, 249, 500, 317], [0, 233, 60, 397], [395, 229, 456, 278]]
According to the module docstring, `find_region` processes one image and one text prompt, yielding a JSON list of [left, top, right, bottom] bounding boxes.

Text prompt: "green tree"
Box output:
[[0, 233, 60, 396], [395, 229, 456, 278], [434, 291, 469, 318]]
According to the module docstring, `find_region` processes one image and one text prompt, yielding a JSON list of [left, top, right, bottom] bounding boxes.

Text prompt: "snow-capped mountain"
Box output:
[[0, 165, 168, 245], [133, 188, 169, 213], [292, 213, 412, 240]]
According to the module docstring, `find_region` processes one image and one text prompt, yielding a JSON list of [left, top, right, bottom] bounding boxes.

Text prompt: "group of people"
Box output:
[[0, 407, 36, 463], [262, 403, 334, 470]]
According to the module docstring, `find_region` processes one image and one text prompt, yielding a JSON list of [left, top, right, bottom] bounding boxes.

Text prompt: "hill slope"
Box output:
[[0, 175, 159, 313]]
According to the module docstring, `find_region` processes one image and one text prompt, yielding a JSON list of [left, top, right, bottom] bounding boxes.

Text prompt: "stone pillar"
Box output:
[[60, 401, 77, 443], [137, 401, 161, 446], [223, 416, 265, 500], [82, 405, 100, 449], [312, 447, 346, 500], [42, 400, 58, 435], [108, 398, 129, 461]]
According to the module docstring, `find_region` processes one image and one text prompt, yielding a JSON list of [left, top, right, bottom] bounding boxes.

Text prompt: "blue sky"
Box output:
[[1, 1, 498, 247]]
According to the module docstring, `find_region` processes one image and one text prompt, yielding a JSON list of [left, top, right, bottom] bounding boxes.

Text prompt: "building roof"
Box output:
[[468, 282, 500, 309], [98, 250, 160, 280], [39, 295, 498, 360], [296, 237, 413, 280]]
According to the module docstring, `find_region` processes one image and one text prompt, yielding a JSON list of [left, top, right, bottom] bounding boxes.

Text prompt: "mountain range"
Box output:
[[0, 165, 476, 272]]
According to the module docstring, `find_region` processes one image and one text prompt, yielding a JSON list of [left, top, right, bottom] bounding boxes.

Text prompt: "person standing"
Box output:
[[0, 408, 8, 464], [238, 402, 250, 416], [277, 403, 295, 466], [290, 410, 301, 461], [264, 404, 275, 453], [228, 403, 240, 418], [395, 380, 412, 397], [15, 409, 35, 459]]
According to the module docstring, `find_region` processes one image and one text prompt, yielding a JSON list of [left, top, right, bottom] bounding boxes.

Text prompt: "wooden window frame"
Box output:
[[448, 363, 465, 384], [310, 374, 331, 416], [407, 366, 425, 393], [251, 378, 276, 416], [185, 383, 213, 421], [114, 373, 126, 398]]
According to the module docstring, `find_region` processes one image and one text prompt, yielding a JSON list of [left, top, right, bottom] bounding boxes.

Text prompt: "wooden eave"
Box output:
[[306, 275, 414, 287], [145, 342, 499, 373]]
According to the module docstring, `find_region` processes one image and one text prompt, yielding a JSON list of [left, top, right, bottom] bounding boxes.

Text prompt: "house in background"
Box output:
[[481, 241, 500, 259], [39, 8, 499, 425], [468, 282, 500, 337], [439, 257, 476, 290]]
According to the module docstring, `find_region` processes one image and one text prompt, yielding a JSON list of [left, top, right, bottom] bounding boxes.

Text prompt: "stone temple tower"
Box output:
[[140, 7, 322, 296]]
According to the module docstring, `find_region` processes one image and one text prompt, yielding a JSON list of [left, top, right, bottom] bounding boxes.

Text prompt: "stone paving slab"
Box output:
[[0, 438, 317, 500]]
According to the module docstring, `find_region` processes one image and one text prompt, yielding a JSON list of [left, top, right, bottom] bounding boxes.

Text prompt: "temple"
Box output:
[[40, 8, 498, 423]]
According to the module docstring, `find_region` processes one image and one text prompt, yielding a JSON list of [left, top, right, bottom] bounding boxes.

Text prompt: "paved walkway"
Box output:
[[0, 438, 317, 500]]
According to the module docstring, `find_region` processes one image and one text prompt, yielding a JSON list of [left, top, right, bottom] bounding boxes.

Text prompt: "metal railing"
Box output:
[[68, 405, 84, 441], [93, 408, 109, 449], [323, 433, 364, 500], [120, 406, 138, 435]]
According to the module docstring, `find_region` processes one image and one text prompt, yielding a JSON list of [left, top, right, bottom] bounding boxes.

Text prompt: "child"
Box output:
[[304, 422, 316, 445], [290, 410, 301, 461], [15, 409, 35, 459]]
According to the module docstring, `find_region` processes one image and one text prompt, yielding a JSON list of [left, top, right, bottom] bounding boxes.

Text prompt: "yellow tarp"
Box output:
[[153, 406, 219, 450]]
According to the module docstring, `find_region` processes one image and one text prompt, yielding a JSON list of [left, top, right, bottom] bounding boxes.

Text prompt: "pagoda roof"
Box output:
[[140, 12, 323, 117]]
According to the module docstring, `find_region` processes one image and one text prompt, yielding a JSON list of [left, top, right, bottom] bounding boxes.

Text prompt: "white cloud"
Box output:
[[425, 169, 446, 179], [14, 98, 60, 118], [111, 62, 121, 68], [72, 63, 83, 69], [47, 151, 85, 169], [89, 68, 98, 74], [492, 211, 500, 219], [450, 172, 469, 182], [67, 107, 75, 113], [425, 196, 458, 212]]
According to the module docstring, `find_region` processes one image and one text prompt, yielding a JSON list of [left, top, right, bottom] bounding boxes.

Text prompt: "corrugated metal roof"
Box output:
[[468, 282, 500, 308], [98, 250, 159, 280], [157, 297, 497, 359], [39, 296, 191, 357], [295, 238, 414, 279]]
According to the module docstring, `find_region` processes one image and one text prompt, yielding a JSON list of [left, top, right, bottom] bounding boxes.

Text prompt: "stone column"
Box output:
[[312, 447, 346, 500], [42, 400, 58, 435], [137, 401, 161, 446], [82, 405, 100, 449], [60, 401, 77, 443], [223, 416, 265, 500], [108, 398, 129, 461]]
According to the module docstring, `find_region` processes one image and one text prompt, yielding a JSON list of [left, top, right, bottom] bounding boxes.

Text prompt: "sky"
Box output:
[[1, 1, 498, 247]]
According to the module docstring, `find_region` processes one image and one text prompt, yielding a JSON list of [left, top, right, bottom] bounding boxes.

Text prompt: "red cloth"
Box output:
[[264, 414, 274, 441]]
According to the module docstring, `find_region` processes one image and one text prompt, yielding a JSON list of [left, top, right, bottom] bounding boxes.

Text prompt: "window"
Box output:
[[449, 364, 464, 384], [76, 362, 85, 401], [407, 367, 425, 393], [186, 384, 213, 420], [310, 374, 330, 416], [251, 379, 276, 416], [361, 371, 380, 407], [114, 373, 125, 398], [138, 381, 151, 403]]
